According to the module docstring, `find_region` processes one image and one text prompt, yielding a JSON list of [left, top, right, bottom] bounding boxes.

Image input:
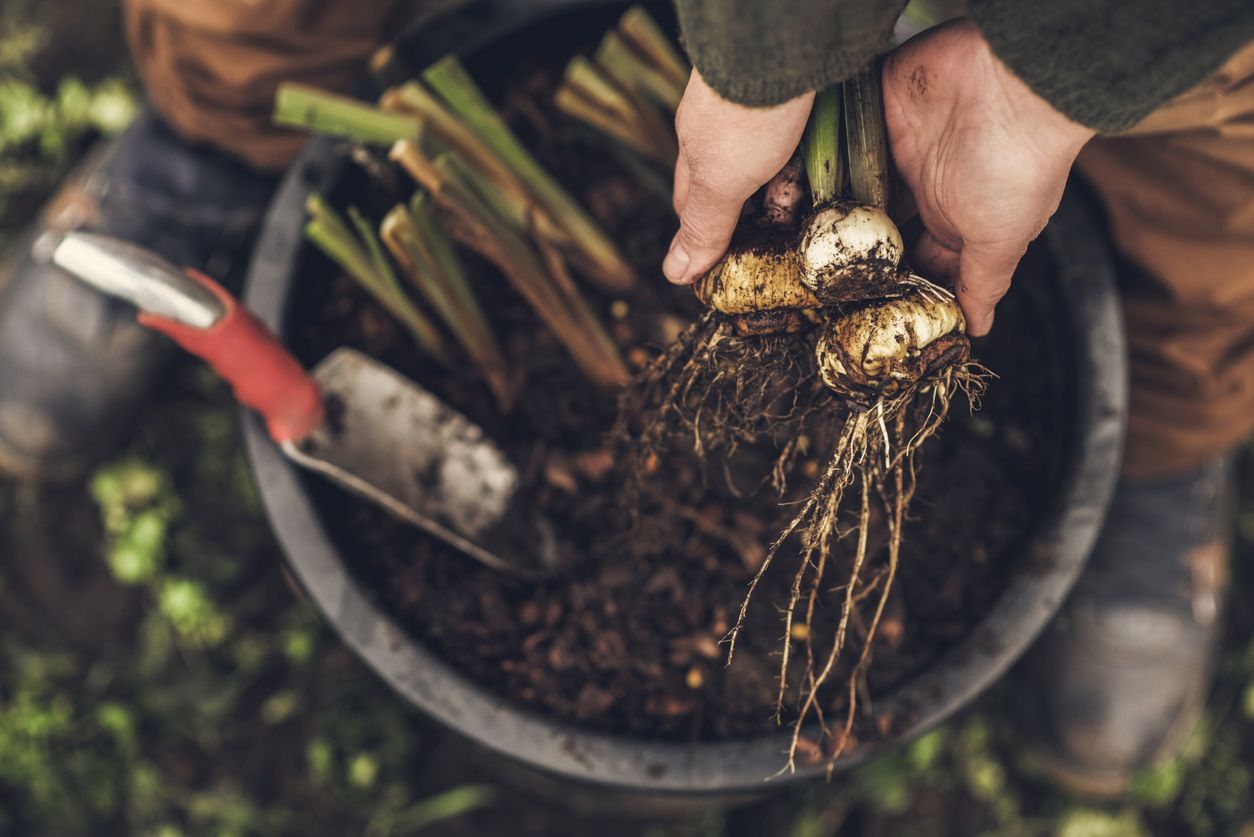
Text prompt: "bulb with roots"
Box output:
[[692, 155, 821, 337], [815, 279, 970, 408]]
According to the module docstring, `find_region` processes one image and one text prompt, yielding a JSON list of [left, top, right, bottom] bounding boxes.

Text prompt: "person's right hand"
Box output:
[[663, 68, 814, 285], [883, 19, 1095, 335]]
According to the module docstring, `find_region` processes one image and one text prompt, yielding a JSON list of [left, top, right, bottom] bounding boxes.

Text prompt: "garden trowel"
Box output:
[[51, 231, 556, 580]]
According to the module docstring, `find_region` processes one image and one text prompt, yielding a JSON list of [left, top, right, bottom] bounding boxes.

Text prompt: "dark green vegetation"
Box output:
[[4, 1, 1254, 834]]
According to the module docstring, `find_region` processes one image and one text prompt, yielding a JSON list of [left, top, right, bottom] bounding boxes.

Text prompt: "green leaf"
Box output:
[[55, 76, 91, 126], [905, 728, 946, 772], [349, 752, 380, 789], [1130, 757, 1185, 807], [85, 78, 139, 134], [307, 737, 333, 784], [388, 784, 495, 833], [108, 508, 169, 584], [95, 702, 134, 746], [157, 578, 231, 647], [1055, 808, 1148, 837]]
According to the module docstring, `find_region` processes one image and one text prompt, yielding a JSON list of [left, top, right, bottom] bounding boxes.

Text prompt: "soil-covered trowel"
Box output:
[[52, 231, 556, 580]]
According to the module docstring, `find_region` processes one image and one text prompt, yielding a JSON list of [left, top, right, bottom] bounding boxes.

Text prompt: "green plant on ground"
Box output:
[[0, 366, 495, 836], [0, 0, 139, 228]]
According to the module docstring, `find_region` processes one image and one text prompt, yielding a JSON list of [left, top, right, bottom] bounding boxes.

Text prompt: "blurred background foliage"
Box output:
[[3, 1, 1254, 835], [0, 0, 137, 235]]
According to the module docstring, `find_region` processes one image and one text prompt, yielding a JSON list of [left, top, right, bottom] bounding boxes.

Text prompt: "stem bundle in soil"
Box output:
[[274, 83, 423, 145], [275, 56, 640, 394]]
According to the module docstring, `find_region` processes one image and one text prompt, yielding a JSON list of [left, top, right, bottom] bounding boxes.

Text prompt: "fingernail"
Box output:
[[662, 235, 691, 284]]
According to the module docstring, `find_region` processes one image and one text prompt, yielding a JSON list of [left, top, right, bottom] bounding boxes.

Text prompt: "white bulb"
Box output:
[[799, 202, 904, 299], [816, 283, 965, 391]]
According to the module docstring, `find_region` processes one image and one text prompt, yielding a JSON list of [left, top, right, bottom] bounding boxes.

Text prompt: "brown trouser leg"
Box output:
[[122, 0, 421, 172], [1077, 42, 1254, 479]]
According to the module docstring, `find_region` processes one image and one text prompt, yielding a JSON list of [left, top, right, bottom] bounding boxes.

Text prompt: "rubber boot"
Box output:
[[1024, 458, 1233, 797]]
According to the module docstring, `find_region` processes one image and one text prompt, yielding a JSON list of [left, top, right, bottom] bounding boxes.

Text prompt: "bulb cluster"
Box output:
[[692, 197, 971, 406], [803, 201, 969, 405]]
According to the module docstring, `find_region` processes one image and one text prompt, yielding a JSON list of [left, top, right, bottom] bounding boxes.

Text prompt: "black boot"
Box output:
[[1024, 458, 1233, 797], [0, 110, 278, 481]]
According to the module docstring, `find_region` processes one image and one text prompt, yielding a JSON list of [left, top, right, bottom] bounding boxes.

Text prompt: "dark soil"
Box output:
[[286, 31, 1075, 744]]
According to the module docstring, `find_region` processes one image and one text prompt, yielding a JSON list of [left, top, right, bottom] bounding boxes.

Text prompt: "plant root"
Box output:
[[618, 311, 828, 497], [726, 361, 988, 776]]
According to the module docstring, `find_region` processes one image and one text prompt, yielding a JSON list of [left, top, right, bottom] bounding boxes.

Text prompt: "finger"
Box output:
[[911, 229, 960, 285], [673, 147, 690, 217], [955, 244, 1019, 336], [662, 175, 744, 285]]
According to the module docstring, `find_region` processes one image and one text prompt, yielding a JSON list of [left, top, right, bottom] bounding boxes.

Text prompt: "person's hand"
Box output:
[[663, 69, 813, 284], [883, 19, 1095, 335]]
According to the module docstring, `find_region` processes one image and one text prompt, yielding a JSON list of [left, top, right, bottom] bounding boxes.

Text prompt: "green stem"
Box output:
[[410, 191, 467, 289], [422, 55, 635, 293], [803, 84, 844, 205], [305, 194, 376, 284], [390, 785, 495, 834], [436, 147, 528, 235], [616, 6, 691, 93], [381, 202, 515, 408], [381, 82, 533, 212], [556, 57, 676, 166], [303, 194, 450, 364], [274, 83, 422, 145], [595, 30, 684, 111], [392, 140, 628, 388], [843, 58, 894, 213]]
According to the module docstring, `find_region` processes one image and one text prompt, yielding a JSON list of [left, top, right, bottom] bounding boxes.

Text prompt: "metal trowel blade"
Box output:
[[281, 347, 557, 580]]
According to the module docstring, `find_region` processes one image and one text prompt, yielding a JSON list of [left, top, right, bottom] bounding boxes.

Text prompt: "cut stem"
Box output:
[[616, 5, 691, 94], [803, 84, 844, 204], [368, 44, 413, 91], [556, 56, 677, 166], [392, 140, 628, 388], [422, 55, 636, 293], [382, 84, 533, 216], [383, 82, 574, 251], [843, 58, 894, 213], [274, 83, 423, 145], [595, 30, 684, 111], [381, 199, 517, 409], [304, 194, 450, 364]]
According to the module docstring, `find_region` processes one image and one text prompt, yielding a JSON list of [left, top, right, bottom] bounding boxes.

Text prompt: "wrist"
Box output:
[[975, 23, 1096, 159]]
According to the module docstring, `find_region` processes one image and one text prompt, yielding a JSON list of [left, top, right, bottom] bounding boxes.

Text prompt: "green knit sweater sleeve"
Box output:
[[677, 0, 1254, 134], [969, 0, 1254, 134], [674, 0, 909, 107]]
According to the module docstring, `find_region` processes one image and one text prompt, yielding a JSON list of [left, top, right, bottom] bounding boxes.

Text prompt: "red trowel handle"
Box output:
[[139, 271, 325, 442], [50, 231, 324, 443]]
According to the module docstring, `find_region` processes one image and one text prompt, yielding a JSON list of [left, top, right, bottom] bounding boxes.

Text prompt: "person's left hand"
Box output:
[[882, 19, 1095, 334]]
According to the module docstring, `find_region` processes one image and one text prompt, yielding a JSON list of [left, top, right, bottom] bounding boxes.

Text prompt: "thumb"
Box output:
[[955, 244, 1018, 336], [662, 178, 745, 285]]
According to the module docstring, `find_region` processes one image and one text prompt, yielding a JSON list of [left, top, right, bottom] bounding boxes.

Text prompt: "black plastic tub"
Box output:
[[241, 0, 1127, 796]]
